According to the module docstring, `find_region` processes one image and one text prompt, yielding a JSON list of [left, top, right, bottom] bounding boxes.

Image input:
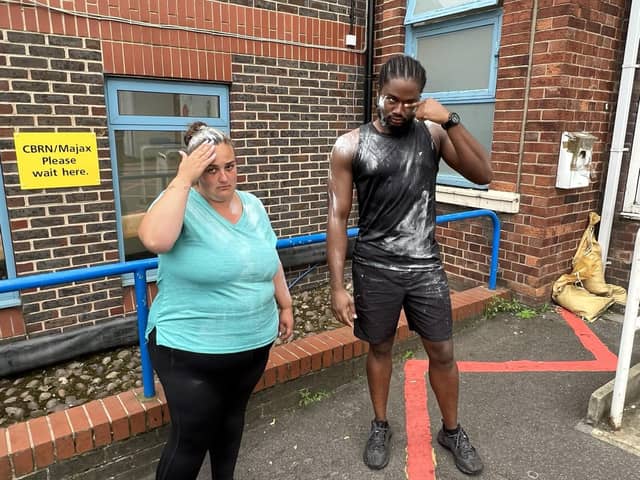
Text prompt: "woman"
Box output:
[[138, 122, 294, 480]]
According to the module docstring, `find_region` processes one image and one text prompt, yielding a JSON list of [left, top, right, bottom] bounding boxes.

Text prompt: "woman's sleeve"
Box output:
[[255, 197, 278, 247]]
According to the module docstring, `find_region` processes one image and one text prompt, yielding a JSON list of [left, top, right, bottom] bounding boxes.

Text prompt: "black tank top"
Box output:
[[352, 120, 441, 270]]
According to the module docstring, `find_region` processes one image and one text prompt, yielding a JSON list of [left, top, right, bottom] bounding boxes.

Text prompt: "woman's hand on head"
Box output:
[[176, 141, 217, 185], [278, 306, 294, 342]]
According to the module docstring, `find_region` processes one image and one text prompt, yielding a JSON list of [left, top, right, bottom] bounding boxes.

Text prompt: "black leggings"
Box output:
[[148, 331, 271, 480]]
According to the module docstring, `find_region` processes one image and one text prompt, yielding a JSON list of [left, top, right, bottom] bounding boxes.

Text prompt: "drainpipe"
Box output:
[[597, 0, 640, 268], [515, 0, 538, 191], [363, 0, 375, 123]]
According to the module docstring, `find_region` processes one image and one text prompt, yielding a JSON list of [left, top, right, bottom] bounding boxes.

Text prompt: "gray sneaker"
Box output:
[[437, 425, 483, 475], [363, 420, 392, 470]]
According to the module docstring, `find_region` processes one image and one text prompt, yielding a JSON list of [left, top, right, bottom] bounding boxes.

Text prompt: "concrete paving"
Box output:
[[186, 308, 640, 480]]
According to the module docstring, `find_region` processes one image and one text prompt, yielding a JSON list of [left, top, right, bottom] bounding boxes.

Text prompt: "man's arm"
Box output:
[[327, 129, 358, 326], [412, 98, 493, 185]]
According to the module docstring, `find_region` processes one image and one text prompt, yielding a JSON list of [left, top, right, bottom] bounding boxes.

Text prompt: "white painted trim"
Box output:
[[436, 185, 520, 213]]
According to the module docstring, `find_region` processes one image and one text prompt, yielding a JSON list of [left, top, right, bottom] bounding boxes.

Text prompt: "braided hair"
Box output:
[[378, 55, 427, 92]]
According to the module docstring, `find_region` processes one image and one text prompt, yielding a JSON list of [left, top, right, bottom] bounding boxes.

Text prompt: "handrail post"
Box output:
[[610, 227, 640, 429], [435, 209, 501, 290], [134, 268, 155, 398]]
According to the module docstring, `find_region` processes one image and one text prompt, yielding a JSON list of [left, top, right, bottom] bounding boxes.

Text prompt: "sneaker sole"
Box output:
[[437, 435, 483, 476]]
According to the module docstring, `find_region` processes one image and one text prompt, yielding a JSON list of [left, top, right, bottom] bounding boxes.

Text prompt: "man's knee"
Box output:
[[422, 338, 455, 368], [369, 338, 395, 357]]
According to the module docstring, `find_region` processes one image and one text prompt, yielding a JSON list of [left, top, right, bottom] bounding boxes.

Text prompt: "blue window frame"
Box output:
[[405, 0, 499, 25], [0, 163, 19, 307], [105, 78, 229, 270], [405, 9, 502, 189]]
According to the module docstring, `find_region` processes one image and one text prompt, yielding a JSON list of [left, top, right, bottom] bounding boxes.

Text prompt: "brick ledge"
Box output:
[[0, 286, 505, 479]]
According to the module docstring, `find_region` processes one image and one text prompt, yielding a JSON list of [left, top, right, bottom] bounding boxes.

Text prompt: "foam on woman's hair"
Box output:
[[185, 124, 232, 154]]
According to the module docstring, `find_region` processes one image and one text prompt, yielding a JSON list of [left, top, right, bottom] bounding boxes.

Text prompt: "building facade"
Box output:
[[0, 0, 637, 368]]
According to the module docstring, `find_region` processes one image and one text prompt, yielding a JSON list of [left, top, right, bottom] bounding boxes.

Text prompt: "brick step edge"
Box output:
[[0, 286, 506, 479]]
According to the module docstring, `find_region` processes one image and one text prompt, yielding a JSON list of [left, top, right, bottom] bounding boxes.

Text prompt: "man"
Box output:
[[327, 55, 492, 475]]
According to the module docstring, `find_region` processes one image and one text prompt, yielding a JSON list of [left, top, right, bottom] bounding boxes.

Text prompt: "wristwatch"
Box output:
[[442, 112, 461, 131]]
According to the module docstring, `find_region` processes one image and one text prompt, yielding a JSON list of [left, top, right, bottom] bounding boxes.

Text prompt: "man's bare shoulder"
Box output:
[[331, 128, 360, 163]]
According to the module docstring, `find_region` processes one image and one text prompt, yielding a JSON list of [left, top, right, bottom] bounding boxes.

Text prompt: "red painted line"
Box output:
[[458, 360, 616, 372], [558, 307, 618, 368], [404, 359, 435, 480], [403, 308, 618, 477]]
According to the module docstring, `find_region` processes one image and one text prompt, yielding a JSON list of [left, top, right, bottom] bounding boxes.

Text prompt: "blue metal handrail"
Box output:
[[0, 209, 500, 398]]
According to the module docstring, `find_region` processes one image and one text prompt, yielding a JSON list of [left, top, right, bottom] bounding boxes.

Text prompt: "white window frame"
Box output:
[[622, 99, 640, 219]]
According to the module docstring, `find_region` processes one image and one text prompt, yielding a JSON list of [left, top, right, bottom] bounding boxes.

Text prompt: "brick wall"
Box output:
[[371, 0, 630, 301], [492, 0, 629, 300], [0, 29, 121, 339], [0, 0, 366, 338]]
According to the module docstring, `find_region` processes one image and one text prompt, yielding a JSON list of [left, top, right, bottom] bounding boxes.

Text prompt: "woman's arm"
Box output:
[[138, 142, 216, 253], [273, 263, 294, 341]]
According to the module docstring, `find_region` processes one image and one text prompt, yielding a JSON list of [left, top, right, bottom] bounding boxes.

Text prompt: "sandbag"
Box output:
[[572, 212, 611, 295], [552, 276, 615, 322]]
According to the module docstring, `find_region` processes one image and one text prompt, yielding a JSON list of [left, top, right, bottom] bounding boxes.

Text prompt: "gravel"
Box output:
[[0, 283, 349, 427]]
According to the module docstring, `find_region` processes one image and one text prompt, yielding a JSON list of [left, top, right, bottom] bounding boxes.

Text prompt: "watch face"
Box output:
[[450, 112, 460, 124]]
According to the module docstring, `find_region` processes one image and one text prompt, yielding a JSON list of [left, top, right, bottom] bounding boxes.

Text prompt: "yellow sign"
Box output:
[[14, 132, 101, 189]]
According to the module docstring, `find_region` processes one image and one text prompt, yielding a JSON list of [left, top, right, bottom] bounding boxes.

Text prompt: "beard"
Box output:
[[378, 107, 414, 136]]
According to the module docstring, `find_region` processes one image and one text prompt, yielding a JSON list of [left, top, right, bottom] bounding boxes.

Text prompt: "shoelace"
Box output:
[[452, 430, 476, 458], [369, 426, 388, 452]]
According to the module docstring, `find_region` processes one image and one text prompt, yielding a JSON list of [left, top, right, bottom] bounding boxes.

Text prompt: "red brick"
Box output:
[[100, 396, 130, 441], [275, 345, 301, 380], [26, 417, 54, 469], [286, 343, 312, 376], [262, 364, 277, 388], [66, 407, 93, 454], [83, 401, 112, 448], [294, 338, 323, 372], [269, 350, 291, 383], [0, 429, 11, 480], [140, 398, 164, 430], [47, 411, 74, 460], [7, 423, 32, 476], [117, 391, 146, 436]]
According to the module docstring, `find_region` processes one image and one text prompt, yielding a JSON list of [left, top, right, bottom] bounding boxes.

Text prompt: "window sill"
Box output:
[[620, 211, 640, 221], [436, 185, 520, 213]]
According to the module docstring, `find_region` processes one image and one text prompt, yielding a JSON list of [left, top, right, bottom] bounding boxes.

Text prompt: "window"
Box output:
[[105, 78, 229, 263], [406, 0, 499, 23], [622, 99, 640, 218], [405, 8, 502, 188], [0, 164, 19, 307]]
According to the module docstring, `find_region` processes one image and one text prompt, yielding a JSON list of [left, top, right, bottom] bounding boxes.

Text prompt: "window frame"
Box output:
[[0, 162, 19, 308], [622, 99, 640, 218], [405, 9, 502, 189], [105, 77, 230, 281], [405, 0, 499, 25]]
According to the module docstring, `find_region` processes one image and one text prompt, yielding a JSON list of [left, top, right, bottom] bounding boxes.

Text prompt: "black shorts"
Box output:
[[352, 261, 453, 344]]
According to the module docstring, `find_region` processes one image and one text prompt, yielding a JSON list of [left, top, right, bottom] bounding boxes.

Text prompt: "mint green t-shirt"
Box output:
[[145, 189, 280, 354]]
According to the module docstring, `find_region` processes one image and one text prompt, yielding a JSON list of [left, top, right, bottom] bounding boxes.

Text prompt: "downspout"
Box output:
[[363, 0, 376, 123], [515, 0, 538, 191], [597, 0, 640, 268]]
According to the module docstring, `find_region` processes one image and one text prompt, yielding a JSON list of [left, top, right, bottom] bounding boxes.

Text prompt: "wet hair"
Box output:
[[378, 55, 427, 92], [183, 121, 233, 154]]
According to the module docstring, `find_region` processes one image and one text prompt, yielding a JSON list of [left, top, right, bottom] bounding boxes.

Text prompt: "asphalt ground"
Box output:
[[187, 308, 640, 480]]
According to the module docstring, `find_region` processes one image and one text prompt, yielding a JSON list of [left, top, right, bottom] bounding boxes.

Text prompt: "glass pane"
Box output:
[[115, 130, 184, 260], [0, 231, 7, 281], [634, 177, 640, 205], [118, 90, 220, 117], [417, 24, 493, 93], [437, 102, 495, 184], [414, 0, 484, 15]]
